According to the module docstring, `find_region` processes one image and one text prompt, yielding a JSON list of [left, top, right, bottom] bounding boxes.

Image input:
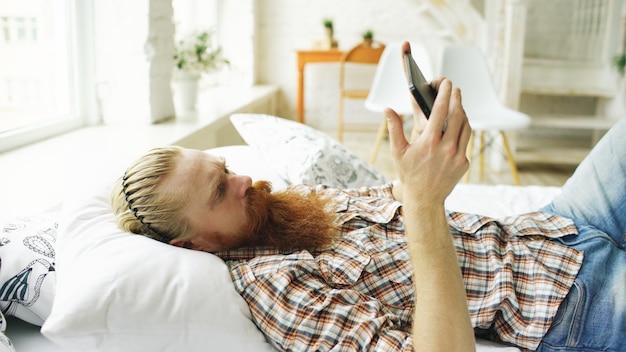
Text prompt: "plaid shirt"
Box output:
[[219, 183, 582, 351]]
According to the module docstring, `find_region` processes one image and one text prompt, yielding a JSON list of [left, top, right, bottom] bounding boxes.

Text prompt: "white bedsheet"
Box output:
[[5, 316, 62, 351], [447, 184, 562, 218], [5, 319, 523, 352]]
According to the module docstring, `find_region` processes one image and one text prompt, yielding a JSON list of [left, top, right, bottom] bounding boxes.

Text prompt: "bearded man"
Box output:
[[111, 42, 626, 352]]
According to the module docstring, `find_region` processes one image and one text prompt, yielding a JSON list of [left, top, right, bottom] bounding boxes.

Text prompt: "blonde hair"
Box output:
[[110, 146, 195, 243]]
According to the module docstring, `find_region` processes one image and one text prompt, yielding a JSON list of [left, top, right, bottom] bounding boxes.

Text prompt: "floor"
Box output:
[[334, 129, 577, 187]]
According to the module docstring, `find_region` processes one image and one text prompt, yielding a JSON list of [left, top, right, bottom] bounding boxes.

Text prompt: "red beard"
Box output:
[[225, 181, 338, 252], [216, 181, 338, 251]]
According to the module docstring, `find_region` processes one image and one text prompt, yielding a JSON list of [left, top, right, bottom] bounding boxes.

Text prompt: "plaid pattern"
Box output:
[[220, 184, 582, 351]]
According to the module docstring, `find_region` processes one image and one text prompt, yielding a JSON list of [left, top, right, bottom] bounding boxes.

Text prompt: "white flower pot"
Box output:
[[172, 72, 200, 117]]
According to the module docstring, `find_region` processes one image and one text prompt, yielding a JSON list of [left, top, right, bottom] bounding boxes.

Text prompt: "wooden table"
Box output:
[[296, 49, 344, 123]]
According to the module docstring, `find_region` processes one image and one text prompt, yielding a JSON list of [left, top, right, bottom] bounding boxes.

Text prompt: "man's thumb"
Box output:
[[385, 108, 407, 152]]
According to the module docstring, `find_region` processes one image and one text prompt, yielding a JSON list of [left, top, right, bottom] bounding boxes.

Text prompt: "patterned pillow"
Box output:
[[0, 215, 57, 326], [230, 114, 387, 189], [0, 311, 15, 352]]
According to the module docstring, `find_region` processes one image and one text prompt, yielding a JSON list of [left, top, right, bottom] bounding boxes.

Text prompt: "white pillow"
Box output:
[[230, 114, 387, 188], [0, 214, 57, 326], [41, 147, 277, 352]]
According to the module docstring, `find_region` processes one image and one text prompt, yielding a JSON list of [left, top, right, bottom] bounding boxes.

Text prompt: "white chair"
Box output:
[[365, 41, 434, 164], [439, 43, 531, 185]]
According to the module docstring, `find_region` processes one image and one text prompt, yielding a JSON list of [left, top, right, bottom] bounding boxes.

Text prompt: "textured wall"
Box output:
[[94, 0, 175, 124], [254, 0, 458, 130]]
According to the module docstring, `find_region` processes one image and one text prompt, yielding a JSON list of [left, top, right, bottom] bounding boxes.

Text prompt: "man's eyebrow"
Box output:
[[207, 158, 227, 209]]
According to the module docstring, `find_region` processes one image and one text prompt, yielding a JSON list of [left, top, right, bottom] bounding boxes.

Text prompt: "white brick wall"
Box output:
[[148, 0, 176, 122], [254, 0, 456, 130], [91, 0, 481, 129], [94, 0, 174, 124]]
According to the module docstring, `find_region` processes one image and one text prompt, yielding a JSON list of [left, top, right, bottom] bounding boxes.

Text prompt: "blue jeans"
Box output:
[[537, 116, 626, 352]]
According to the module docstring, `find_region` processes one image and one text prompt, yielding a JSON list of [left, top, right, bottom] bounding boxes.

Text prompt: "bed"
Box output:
[[0, 114, 562, 351]]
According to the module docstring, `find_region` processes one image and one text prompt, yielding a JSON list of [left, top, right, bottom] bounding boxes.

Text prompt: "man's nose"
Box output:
[[233, 175, 252, 198]]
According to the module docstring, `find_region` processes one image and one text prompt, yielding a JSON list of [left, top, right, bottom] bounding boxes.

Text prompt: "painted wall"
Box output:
[[253, 0, 460, 130], [93, 0, 175, 124], [87, 0, 485, 131], [251, 0, 623, 146]]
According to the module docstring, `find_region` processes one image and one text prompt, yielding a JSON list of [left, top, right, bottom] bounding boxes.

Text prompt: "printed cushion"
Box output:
[[0, 311, 15, 352], [230, 113, 387, 188], [0, 215, 56, 326]]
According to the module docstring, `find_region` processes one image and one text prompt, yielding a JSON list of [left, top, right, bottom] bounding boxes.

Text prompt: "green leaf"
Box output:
[[612, 54, 626, 76]]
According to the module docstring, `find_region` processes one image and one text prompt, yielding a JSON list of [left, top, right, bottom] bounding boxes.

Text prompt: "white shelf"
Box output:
[[530, 115, 618, 130], [521, 59, 617, 98], [516, 147, 591, 165]]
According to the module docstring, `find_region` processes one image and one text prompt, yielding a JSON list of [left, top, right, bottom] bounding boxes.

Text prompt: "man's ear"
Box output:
[[169, 238, 195, 249], [170, 236, 215, 252]]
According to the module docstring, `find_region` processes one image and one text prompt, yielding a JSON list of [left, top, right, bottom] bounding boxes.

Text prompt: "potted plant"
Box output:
[[604, 28, 626, 119], [323, 18, 334, 40], [611, 52, 626, 76], [173, 31, 229, 79], [362, 30, 374, 46], [322, 18, 338, 49], [171, 31, 229, 113]]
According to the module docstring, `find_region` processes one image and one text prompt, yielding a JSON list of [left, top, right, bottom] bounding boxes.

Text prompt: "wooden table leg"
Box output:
[[297, 66, 305, 123]]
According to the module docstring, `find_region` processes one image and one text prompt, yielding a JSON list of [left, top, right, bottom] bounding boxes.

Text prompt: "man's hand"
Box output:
[[388, 41, 475, 352], [387, 77, 470, 205]]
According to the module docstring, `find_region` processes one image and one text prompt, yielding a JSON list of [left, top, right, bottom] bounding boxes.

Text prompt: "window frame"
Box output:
[[0, 0, 96, 153]]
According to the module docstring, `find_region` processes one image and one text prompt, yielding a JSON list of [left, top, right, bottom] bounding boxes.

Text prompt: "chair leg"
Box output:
[[479, 131, 485, 182], [337, 95, 345, 142], [500, 131, 522, 186], [370, 116, 389, 164], [463, 131, 475, 183]]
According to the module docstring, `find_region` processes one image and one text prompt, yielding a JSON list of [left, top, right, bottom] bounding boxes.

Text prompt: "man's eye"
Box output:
[[216, 181, 226, 199]]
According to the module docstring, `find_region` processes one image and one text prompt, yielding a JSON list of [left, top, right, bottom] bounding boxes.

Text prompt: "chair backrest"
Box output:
[[439, 43, 502, 111], [340, 41, 386, 64], [439, 43, 531, 131], [365, 41, 434, 115], [339, 42, 386, 91]]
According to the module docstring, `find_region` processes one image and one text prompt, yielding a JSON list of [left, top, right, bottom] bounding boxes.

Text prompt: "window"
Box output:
[[1, 17, 10, 42], [172, 0, 255, 86], [0, 0, 90, 152]]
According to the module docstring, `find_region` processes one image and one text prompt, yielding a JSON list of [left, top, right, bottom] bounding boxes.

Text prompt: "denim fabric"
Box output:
[[538, 116, 626, 352]]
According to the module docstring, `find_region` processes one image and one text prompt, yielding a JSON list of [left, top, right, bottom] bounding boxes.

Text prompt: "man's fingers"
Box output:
[[385, 108, 409, 158], [440, 86, 464, 139], [444, 86, 472, 156], [429, 77, 446, 91], [455, 88, 472, 156], [425, 79, 452, 136]]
